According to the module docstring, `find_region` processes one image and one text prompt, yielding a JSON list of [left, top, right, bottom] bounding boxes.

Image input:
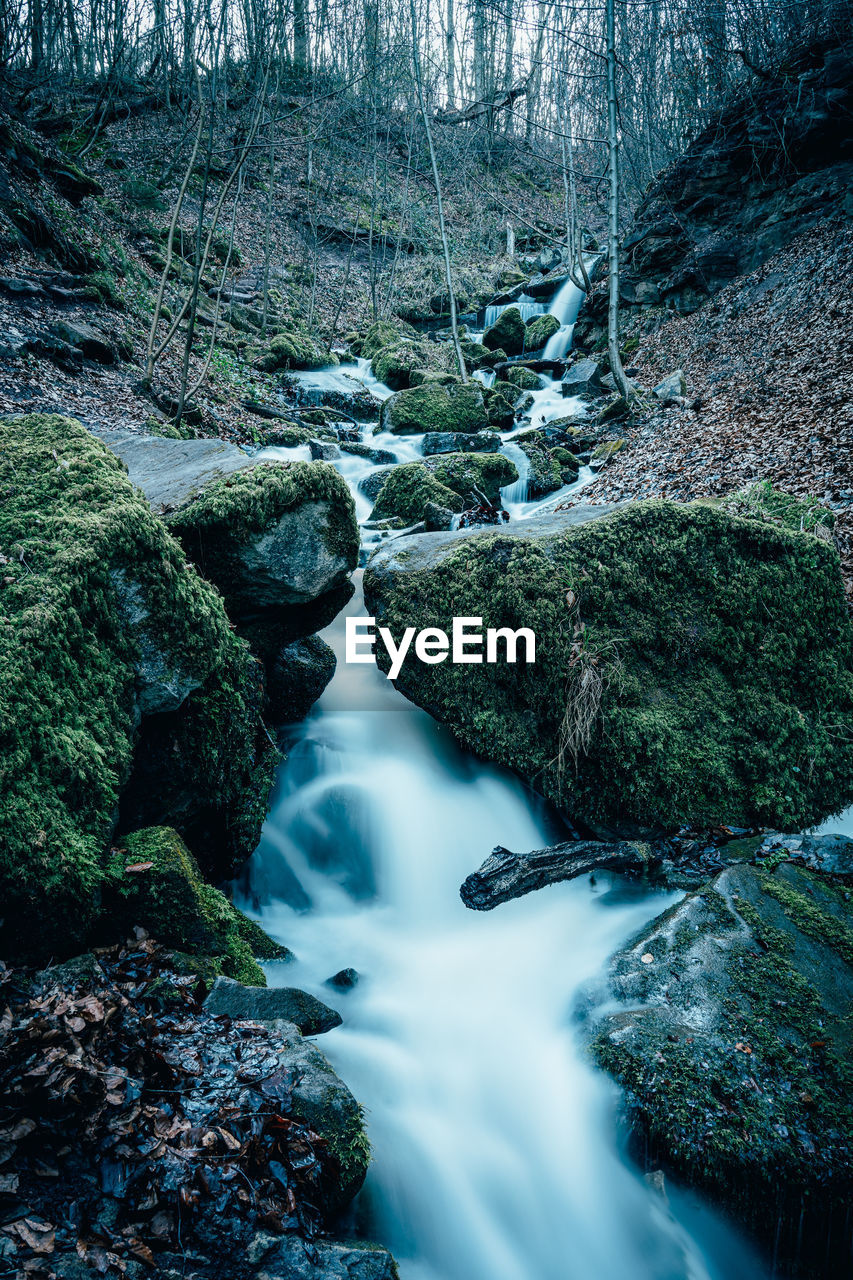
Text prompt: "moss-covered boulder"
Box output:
[[365, 494, 853, 834], [424, 452, 519, 505], [256, 329, 336, 372], [592, 860, 853, 1272], [0, 415, 277, 958], [103, 827, 286, 985], [515, 436, 563, 497], [524, 313, 560, 350], [550, 445, 581, 482], [460, 340, 505, 369], [371, 463, 465, 526], [380, 381, 489, 434], [483, 306, 525, 355], [504, 365, 542, 391], [166, 461, 359, 616], [361, 317, 417, 360]]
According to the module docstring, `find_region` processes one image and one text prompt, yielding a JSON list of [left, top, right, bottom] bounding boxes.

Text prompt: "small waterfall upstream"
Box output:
[[239, 352, 769, 1280], [543, 275, 588, 361]]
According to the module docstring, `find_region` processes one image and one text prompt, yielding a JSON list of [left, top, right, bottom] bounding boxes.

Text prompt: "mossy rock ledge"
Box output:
[[0, 415, 278, 959], [591, 860, 853, 1273], [364, 493, 853, 835]]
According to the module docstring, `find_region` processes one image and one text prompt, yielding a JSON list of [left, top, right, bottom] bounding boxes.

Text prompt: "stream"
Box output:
[[237, 306, 772, 1278]]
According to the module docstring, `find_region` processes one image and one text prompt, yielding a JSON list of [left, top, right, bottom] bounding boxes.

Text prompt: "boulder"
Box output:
[[524, 313, 560, 350], [483, 305, 526, 354], [504, 364, 543, 390], [514, 434, 563, 497], [424, 501, 456, 531], [371, 462, 464, 525], [255, 329, 335, 372], [327, 967, 360, 990], [561, 357, 602, 398], [380, 381, 489, 434], [251, 1235, 397, 1279], [49, 319, 118, 364], [205, 976, 343, 1035], [358, 464, 398, 502], [592, 861, 853, 1272], [422, 430, 501, 455], [0, 415, 277, 959], [339, 441, 398, 465], [267, 634, 336, 722], [364, 495, 853, 835], [371, 341, 433, 390], [653, 369, 687, 402], [589, 438, 626, 468], [424, 451, 519, 505], [361, 317, 417, 359]]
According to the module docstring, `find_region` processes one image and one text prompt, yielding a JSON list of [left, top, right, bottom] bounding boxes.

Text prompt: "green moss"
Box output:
[[590, 439, 625, 465], [361, 318, 417, 360], [0, 415, 273, 958], [524, 313, 560, 350], [426, 451, 518, 504], [381, 382, 489, 435], [104, 827, 271, 984], [504, 365, 542, 391], [167, 460, 359, 571], [483, 306, 525, 355], [82, 269, 125, 309], [371, 462, 464, 524], [720, 479, 835, 533], [760, 874, 853, 964], [365, 497, 853, 832], [257, 331, 335, 372]]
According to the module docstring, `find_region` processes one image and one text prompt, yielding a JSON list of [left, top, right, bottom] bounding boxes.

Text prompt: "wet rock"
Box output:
[[561, 357, 602, 398], [483, 305, 525, 355], [422, 430, 501, 455], [504, 364, 543, 390], [358, 464, 398, 502], [326, 967, 360, 990], [592, 861, 853, 1273], [252, 1234, 397, 1279], [339, 441, 398, 465], [524, 313, 560, 351], [423, 451, 518, 505], [380, 381, 489, 434], [364, 494, 853, 834], [424, 500, 455, 531], [267, 634, 336, 723], [205, 976, 343, 1034], [755, 831, 853, 879], [371, 462, 464, 525], [309, 438, 341, 461]]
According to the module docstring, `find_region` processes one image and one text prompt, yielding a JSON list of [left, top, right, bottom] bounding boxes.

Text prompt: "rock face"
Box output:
[[364, 495, 853, 835], [591, 861, 853, 1273], [561, 357, 602, 398], [618, 39, 853, 314], [380, 380, 489, 434], [267, 634, 336, 723], [205, 976, 343, 1034], [0, 415, 278, 959]]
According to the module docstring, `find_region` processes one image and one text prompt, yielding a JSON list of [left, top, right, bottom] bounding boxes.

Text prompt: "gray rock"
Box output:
[[358, 465, 397, 502], [49, 320, 117, 364], [231, 501, 353, 610], [267, 634, 336, 722], [309, 439, 341, 461], [561, 357, 602, 398], [591, 861, 853, 1271], [204, 976, 342, 1034], [422, 430, 501, 455], [94, 430, 252, 514], [111, 568, 205, 716], [326, 968, 360, 990], [756, 831, 853, 878], [424, 501, 455, 531], [252, 1234, 397, 1279], [653, 369, 687, 403]]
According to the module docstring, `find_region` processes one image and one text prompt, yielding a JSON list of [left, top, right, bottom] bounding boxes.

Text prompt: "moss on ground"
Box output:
[[720, 479, 835, 533], [0, 414, 276, 958], [365, 496, 853, 832], [104, 827, 281, 984]]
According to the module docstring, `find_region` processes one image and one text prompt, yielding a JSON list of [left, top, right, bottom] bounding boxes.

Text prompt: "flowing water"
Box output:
[[239, 350, 768, 1279]]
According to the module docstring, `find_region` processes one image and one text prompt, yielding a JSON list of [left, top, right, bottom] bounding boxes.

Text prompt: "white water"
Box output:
[[543, 276, 588, 361], [483, 294, 548, 328], [241, 581, 764, 1280]]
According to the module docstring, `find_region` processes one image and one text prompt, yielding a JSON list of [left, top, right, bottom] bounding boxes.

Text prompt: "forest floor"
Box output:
[[578, 218, 853, 600]]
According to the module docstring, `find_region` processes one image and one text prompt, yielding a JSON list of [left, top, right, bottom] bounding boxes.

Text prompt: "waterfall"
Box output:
[[500, 442, 531, 503], [240, 579, 766, 1280], [483, 295, 548, 329], [543, 275, 587, 361]]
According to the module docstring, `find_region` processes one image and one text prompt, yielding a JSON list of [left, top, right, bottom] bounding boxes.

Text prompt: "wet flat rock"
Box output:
[[204, 975, 342, 1034]]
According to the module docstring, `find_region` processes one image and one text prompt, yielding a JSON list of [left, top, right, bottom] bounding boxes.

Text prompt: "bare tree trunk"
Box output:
[[606, 0, 631, 402], [445, 0, 455, 107], [410, 0, 467, 383], [294, 0, 308, 72]]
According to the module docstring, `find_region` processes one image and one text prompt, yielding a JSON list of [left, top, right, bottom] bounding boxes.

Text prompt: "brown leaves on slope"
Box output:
[[0, 940, 334, 1279]]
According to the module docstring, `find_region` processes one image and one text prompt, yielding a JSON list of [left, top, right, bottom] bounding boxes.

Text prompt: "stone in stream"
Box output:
[[204, 976, 343, 1035], [364, 491, 853, 836], [561, 357, 603, 398], [249, 1235, 397, 1279], [523, 313, 560, 351], [591, 860, 853, 1273], [424, 500, 455, 531], [267, 634, 336, 723], [380, 380, 489, 434], [483, 306, 526, 355], [326, 967, 360, 990], [422, 430, 501, 455], [358, 464, 398, 502], [371, 454, 519, 526]]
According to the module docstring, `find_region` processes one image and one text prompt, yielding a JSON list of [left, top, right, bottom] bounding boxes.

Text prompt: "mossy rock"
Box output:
[[424, 451, 518, 505], [166, 461, 359, 615], [361, 317, 417, 360], [483, 306, 525, 355], [409, 369, 459, 388], [516, 438, 563, 496], [550, 446, 581, 481], [380, 381, 489, 435], [460, 340, 504, 370], [371, 340, 440, 390], [104, 827, 286, 985], [524, 313, 560, 350], [504, 365, 542, 391], [256, 331, 336, 372], [593, 861, 853, 1271], [590, 439, 625, 466], [365, 494, 853, 834], [0, 415, 276, 959], [371, 462, 464, 525]]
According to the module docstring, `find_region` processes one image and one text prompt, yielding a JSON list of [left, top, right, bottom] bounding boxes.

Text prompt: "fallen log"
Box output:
[[460, 839, 658, 910]]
